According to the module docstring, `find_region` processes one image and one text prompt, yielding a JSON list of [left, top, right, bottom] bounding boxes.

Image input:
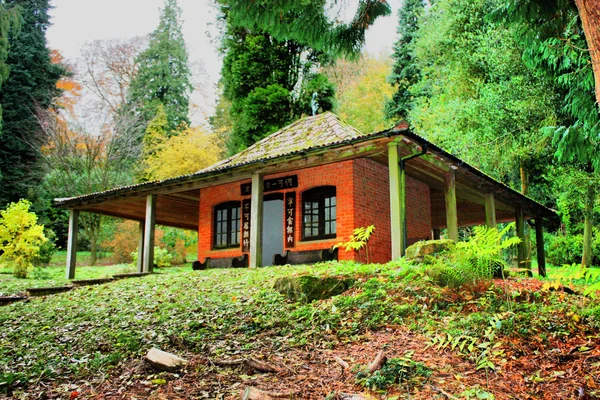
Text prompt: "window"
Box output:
[[302, 186, 336, 240], [214, 201, 241, 248]]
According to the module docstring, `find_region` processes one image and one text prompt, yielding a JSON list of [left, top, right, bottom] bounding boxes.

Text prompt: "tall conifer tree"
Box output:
[[385, 0, 424, 121], [127, 0, 192, 136], [0, 0, 63, 205]]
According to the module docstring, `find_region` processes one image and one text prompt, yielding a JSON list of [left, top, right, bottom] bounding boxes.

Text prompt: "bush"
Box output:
[[426, 224, 520, 288], [32, 229, 57, 267], [0, 200, 47, 278], [546, 233, 600, 266], [131, 246, 172, 268]]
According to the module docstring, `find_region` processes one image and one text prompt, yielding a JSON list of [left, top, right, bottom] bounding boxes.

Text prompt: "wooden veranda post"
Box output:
[[65, 209, 79, 279], [484, 193, 497, 228], [444, 170, 459, 241], [515, 206, 531, 273], [388, 142, 405, 258], [142, 194, 156, 273], [250, 173, 264, 268], [535, 218, 546, 277], [137, 221, 145, 273]]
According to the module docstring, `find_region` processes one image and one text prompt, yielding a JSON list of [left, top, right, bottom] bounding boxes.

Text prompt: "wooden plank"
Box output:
[[535, 218, 546, 277], [444, 170, 459, 241], [249, 173, 264, 268], [65, 209, 79, 280], [143, 195, 157, 273], [484, 193, 497, 228]]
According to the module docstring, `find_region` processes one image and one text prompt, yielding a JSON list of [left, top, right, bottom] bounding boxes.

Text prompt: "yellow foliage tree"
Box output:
[[0, 200, 47, 278], [143, 125, 224, 181], [325, 55, 395, 133]]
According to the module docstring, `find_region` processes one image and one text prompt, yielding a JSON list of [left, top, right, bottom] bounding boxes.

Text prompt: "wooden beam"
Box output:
[[143, 194, 157, 273], [249, 173, 264, 268], [65, 209, 79, 279], [484, 193, 497, 228], [388, 142, 405, 259], [137, 221, 145, 273], [444, 170, 459, 241], [535, 218, 546, 277]]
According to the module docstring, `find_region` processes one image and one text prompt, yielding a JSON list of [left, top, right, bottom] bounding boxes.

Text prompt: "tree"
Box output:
[[499, 0, 600, 267], [220, 0, 391, 57], [385, 0, 425, 121], [127, 0, 192, 136], [143, 125, 224, 181], [0, 3, 21, 128], [219, 26, 335, 153], [325, 55, 394, 133], [0, 199, 46, 278], [0, 0, 64, 206], [217, 0, 391, 153], [36, 107, 139, 265]]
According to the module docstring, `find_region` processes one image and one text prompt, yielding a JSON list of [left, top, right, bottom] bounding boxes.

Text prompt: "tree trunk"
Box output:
[[581, 184, 595, 268], [90, 234, 97, 266], [574, 0, 600, 107]]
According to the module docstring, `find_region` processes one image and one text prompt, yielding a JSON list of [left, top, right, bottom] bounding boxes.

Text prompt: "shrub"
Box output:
[[131, 246, 172, 268], [32, 229, 57, 267], [427, 224, 520, 288], [546, 233, 600, 266], [102, 220, 140, 264], [0, 200, 47, 278]]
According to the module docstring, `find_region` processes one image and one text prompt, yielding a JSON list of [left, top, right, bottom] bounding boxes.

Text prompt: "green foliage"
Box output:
[[356, 351, 432, 391], [498, 0, 600, 171], [0, 0, 65, 206], [32, 228, 56, 266], [0, 3, 21, 128], [427, 224, 521, 288], [385, 0, 424, 121], [219, 24, 336, 153], [218, 0, 390, 57], [0, 199, 47, 278], [406, 0, 560, 190], [131, 246, 172, 268], [335, 225, 375, 264], [127, 0, 192, 135]]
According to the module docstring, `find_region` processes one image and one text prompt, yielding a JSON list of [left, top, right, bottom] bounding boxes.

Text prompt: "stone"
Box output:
[[405, 239, 454, 262], [145, 348, 188, 372], [273, 275, 354, 303]]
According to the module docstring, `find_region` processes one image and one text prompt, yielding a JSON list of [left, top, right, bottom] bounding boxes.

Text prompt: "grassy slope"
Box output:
[[1, 261, 600, 398]]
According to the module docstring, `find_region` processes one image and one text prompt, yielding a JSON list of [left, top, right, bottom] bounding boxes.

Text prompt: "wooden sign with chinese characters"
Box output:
[[241, 175, 298, 196], [241, 199, 251, 252], [285, 192, 296, 248]]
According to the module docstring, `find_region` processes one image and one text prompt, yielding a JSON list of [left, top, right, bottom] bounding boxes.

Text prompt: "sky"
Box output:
[[46, 0, 402, 123]]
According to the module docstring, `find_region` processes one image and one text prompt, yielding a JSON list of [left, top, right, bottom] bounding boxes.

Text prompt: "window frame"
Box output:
[[301, 186, 337, 241], [213, 201, 241, 249]]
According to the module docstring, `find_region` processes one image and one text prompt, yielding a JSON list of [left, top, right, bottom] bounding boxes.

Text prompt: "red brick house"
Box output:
[[55, 112, 555, 277]]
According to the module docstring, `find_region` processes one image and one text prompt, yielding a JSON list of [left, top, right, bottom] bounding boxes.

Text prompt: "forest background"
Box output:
[[0, 0, 598, 273]]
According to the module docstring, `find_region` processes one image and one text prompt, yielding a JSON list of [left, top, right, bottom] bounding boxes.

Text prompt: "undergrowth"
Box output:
[[1, 258, 599, 396]]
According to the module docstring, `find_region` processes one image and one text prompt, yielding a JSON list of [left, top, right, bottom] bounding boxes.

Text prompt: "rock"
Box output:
[[405, 239, 454, 262], [273, 275, 354, 302], [145, 348, 188, 372]]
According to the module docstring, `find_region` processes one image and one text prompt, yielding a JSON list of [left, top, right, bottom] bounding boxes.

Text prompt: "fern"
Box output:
[[428, 224, 521, 288]]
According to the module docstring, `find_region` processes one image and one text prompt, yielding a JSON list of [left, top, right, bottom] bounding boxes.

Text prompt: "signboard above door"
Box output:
[[241, 175, 298, 196]]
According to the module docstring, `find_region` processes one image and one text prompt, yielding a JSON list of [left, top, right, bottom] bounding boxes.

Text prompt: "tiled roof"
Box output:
[[199, 112, 367, 173]]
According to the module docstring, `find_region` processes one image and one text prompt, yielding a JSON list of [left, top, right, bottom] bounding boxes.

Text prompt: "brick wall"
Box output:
[[406, 175, 432, 245], [197, 158, 433, 264], [197, 160, 356, 263], [352, 158, 391, 264]]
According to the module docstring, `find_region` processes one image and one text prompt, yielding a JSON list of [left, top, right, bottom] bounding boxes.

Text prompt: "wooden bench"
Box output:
[[192, 254, 249, 270], [272, 248, 338, 266]]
